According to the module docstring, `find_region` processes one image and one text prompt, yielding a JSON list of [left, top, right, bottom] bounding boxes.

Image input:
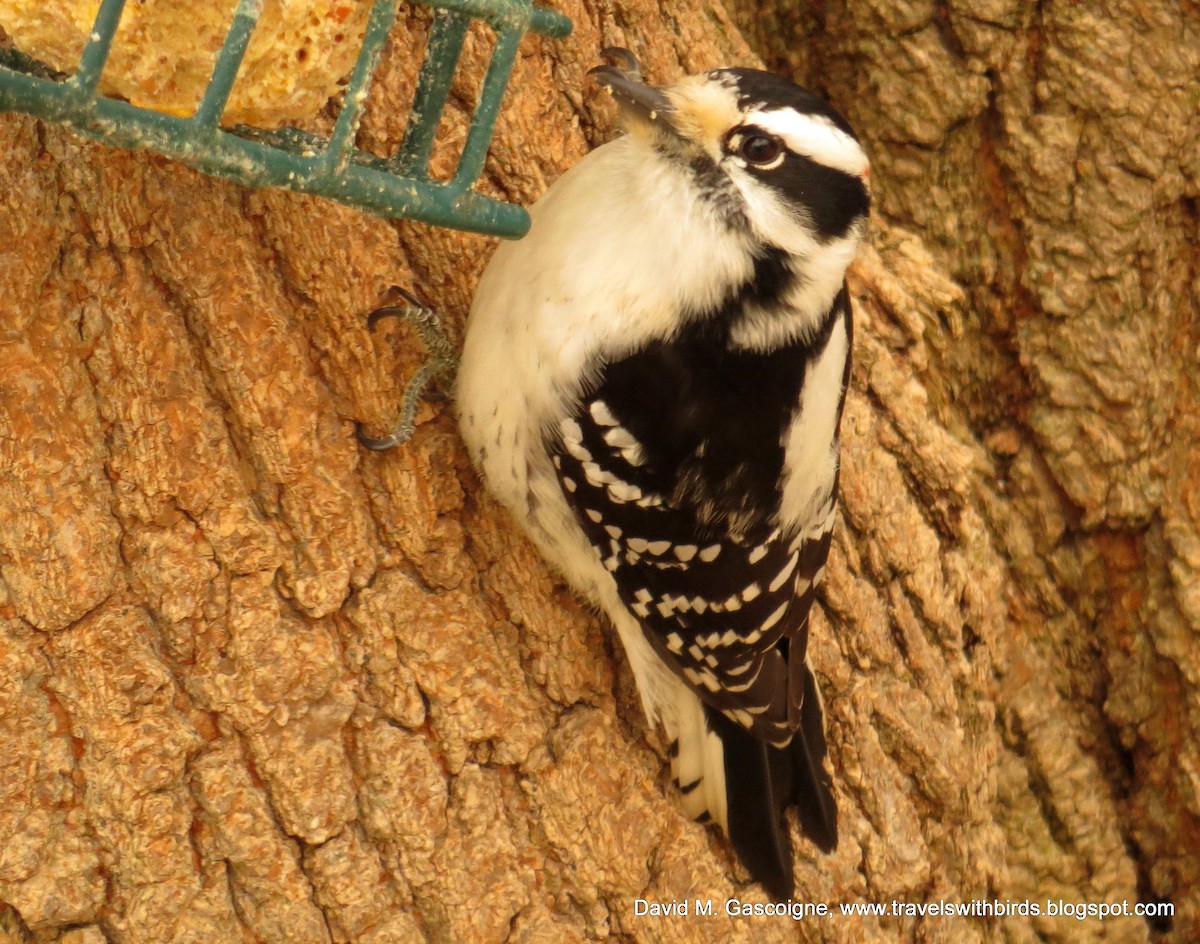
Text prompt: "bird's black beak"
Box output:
[[588, 48, 674, 128]]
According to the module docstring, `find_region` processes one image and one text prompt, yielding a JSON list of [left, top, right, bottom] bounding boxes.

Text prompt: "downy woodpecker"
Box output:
[[456, 49, 870, 899]]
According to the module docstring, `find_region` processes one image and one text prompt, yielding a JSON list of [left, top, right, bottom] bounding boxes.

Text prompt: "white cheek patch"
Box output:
[[747, 108, 869, 180]]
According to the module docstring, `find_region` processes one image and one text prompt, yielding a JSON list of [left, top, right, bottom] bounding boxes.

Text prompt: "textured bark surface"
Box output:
[[0, 2, 1196, 943]]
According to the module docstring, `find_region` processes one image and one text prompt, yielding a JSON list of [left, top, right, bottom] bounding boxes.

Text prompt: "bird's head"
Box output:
[[589, 49, 871, 254]]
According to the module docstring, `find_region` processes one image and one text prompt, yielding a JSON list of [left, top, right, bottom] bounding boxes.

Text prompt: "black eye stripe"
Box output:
[[758, 152, 870, 242]]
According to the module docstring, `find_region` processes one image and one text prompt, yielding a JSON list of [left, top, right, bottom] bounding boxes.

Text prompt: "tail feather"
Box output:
[[708, 707, 796, 901], [669, 663, 837, 901], [673, 685, 728, 829], [790, 662, 837, 852]]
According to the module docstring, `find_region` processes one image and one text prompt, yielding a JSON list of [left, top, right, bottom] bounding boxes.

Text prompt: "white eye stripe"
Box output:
[[743, 109, 869, 180]]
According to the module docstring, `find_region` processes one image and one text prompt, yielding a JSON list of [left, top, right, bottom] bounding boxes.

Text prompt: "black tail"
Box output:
[[791, 664, 838, 852], [707, 665, 837, 901]]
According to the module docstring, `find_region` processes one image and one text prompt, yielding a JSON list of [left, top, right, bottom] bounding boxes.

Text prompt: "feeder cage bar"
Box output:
[[0, 0, 571, 237]]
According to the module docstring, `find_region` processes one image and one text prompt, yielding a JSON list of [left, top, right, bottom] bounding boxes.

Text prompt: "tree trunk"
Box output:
[[0, 1, 1196, 943]]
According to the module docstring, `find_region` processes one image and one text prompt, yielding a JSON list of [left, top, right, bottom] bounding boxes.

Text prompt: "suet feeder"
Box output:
[[0, 0, 572, 237]]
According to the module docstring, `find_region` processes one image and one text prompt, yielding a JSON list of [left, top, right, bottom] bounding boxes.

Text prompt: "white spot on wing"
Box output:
[[581, 461, 605, 486], [725, 660, 762, 691], [761, 601, 788, 631], [566, 440, 592, 462], [608, 480, 642, 502], [560, 417, 583, 445], [674, 544, 697, 562], [768, 555, 799, 593], [589, 400, 619, 426], [603, 426, 640, 450]]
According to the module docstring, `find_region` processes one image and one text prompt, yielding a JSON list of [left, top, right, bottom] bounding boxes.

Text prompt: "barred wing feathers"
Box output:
[[549, 384, 839, 897]]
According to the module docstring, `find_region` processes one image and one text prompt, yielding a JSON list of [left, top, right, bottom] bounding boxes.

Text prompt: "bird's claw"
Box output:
[[356, 287, 458, 452], [597, 46, 642, 79]]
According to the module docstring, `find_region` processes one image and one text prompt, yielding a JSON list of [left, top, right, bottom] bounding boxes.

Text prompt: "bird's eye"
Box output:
[[734, 131, 784, 167]]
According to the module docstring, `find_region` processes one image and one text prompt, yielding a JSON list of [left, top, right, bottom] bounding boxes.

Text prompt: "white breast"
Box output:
[[456, 134, 753, 533]]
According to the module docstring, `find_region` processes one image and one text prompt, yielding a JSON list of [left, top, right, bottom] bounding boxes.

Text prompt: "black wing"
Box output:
[[548, 315, 842, 746]]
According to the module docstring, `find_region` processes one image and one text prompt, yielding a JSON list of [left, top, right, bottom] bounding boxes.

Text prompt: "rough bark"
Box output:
[[0, 2, 1196, 943]]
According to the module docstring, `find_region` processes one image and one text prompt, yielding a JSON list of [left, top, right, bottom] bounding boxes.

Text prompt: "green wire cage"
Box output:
[[0, 0, 572, 238]]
